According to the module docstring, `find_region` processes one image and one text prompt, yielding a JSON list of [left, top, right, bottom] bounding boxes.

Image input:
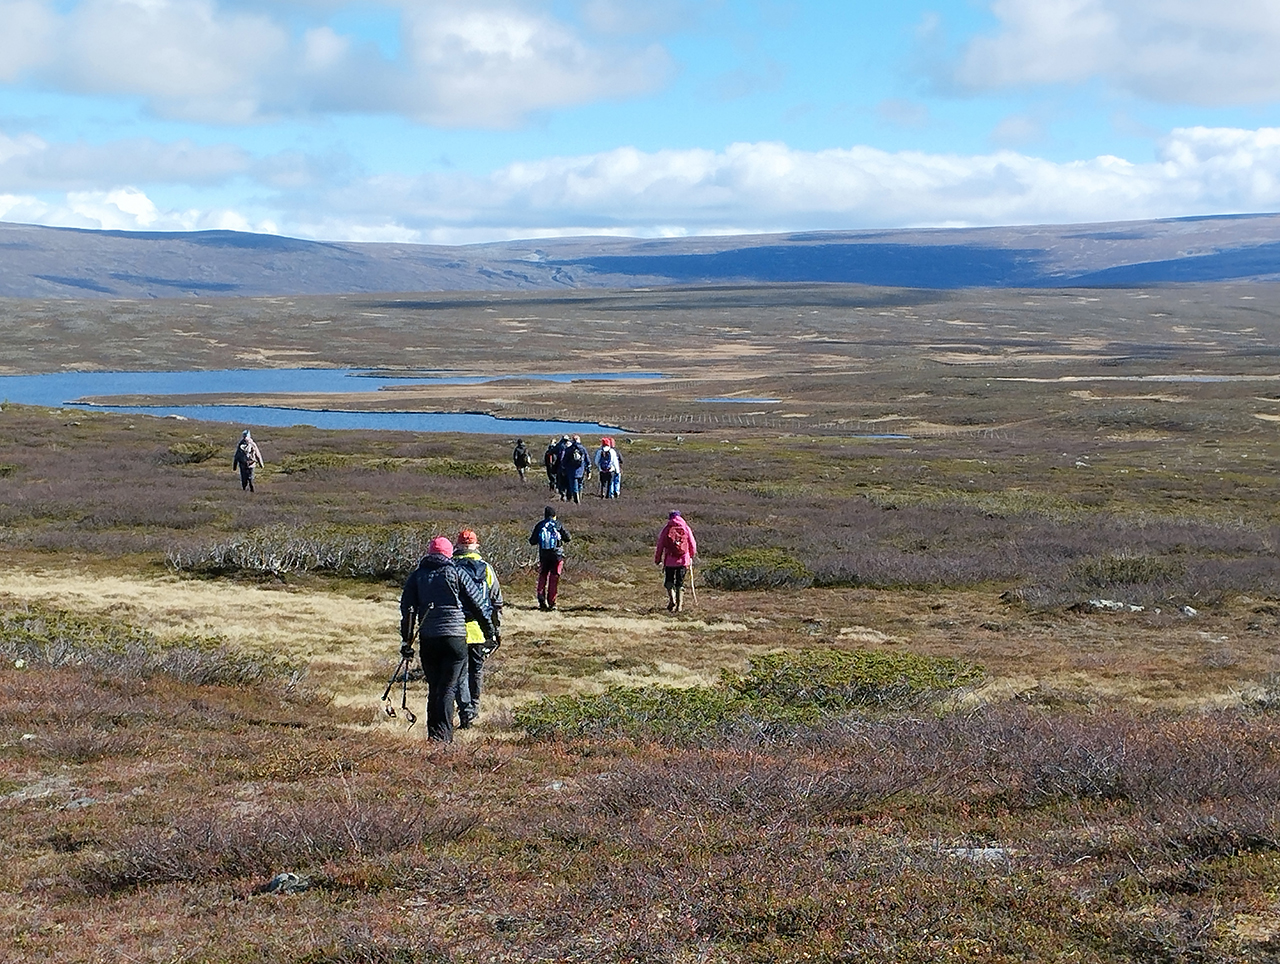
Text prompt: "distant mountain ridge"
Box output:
[[3, 213, 1280, 298]]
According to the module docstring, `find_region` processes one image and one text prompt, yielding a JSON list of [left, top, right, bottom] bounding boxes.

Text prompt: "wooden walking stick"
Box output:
[[687, 564, 697, 605]]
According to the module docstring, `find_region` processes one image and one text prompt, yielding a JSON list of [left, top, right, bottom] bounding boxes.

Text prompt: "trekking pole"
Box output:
[[381, 657, 418, 729], [688, 564, 697, 606]]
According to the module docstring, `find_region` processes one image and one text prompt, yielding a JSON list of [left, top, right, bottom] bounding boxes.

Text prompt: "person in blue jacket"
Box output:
[[529, 506, 570, 610]]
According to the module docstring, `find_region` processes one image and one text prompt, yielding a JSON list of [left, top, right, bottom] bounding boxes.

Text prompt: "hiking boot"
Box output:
[[547, 601, 557, 611], [537, 596, 547, 611]]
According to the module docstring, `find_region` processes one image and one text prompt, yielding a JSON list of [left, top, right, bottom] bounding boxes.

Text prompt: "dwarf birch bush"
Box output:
[[167, 524, 531, 581], [0, 603, 300, 686], [515, 648, 983, 742]]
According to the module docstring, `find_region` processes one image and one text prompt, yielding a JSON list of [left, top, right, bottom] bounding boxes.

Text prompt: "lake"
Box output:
[[0, 368, 652, 435]]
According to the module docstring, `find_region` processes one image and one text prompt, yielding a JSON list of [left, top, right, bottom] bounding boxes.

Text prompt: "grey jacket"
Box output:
[[399, 554, 494, 642]]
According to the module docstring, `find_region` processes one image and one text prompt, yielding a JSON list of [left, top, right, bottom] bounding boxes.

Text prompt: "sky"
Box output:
[[3, 0, 1280, 244]]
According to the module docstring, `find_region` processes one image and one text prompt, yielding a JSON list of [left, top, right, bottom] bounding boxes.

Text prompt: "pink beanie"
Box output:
[[428, 536, 453, 557]]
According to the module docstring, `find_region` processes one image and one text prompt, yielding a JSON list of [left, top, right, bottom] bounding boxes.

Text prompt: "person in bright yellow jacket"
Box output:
[[452, 529, 503, 728]]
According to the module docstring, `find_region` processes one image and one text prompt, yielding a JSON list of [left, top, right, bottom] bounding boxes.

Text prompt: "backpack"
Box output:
[[538, 522, 561, 551], [666, 524, 688, 555], [570, 446, 584, 465]]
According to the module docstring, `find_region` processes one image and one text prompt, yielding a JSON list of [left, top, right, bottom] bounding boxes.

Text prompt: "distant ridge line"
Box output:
[[2, 213, 1280, 299]]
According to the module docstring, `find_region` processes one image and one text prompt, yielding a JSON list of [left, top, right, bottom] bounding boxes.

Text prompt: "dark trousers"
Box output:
[[239, 466, 255, 491], [455, 644, 488, 723], [419, 634, 468, 742]]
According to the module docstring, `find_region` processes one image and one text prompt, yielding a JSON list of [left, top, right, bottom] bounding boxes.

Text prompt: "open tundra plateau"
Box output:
[[2, 260, 1280, 960]]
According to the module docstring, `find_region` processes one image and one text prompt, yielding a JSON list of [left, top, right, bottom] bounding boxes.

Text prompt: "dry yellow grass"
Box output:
[[0, 565, 745, 717]]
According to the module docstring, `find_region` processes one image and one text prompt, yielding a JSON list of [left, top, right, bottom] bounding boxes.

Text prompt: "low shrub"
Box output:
[[730, 648, 984, 711], [166, 524, 531, 581], [295, 931, 452, 964], [161, 440, 220, 465], [167, 524, 433, 579], [702, 547, 814, 591], [77, 797, 467, 893], [0, 603, 302, 686], [515, 647, 983, 742], [277, 453, 503, 479], [1069, 552, 1185, 588]]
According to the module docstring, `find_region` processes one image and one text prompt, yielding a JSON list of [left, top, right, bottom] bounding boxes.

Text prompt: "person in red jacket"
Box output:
[[654, 510, 697, 613]]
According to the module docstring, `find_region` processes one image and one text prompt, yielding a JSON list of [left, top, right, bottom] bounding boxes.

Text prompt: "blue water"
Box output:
[[696, 397, 781, 403], [0, 368, 647, 434]]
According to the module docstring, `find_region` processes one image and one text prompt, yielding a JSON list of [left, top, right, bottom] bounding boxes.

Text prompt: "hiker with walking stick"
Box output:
[[655, 510, 697, 613], [399, 536, 495, 743]]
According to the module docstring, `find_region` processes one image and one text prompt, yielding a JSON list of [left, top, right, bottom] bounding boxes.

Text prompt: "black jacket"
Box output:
[[400, 554, 494, 642]]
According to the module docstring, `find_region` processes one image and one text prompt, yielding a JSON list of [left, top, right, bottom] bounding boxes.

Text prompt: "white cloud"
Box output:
[[0, 133, 251, 190], [10, 126, 1280, 242], [0, 0, 673, 125], [396, 3, 673, 126], [0, 0, 56, 81], [0, 187, 273, 232], [275, 126, 1280, 240], [580, 0, 712, 36], [953, 0, 1280, 105]]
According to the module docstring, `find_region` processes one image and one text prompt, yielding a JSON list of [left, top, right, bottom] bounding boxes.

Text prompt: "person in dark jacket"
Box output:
[[512, 439, 531, 482], [399, 536, 495, 742], [543, 437, 560, 492], [529, 506, 570, 610], [452, 529, 503, 728], [556, 434, 591, 503]]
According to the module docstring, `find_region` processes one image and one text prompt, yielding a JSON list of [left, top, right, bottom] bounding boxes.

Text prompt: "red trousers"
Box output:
[[537, 558, 563, 604]]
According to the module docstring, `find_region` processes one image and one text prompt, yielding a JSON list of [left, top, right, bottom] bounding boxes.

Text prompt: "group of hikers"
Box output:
[[229, 428, 693, 743], [397, 505, 697, 741], [512, 435, 623, 501]]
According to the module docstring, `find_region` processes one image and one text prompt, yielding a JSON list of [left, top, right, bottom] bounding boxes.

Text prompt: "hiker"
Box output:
[[595, 437, 622, 499], [557, 434, 591, 503], [512, 438, 531, 482], [399, 536, 495, 743], [655, 510, 697, 613], [529, 506, 570, 611], [593, 438, 609, 497], [232, 429, 264, 492], [452, 529, 503, 728], [552, 435, 572, 499], [543, 437, 560, 492]]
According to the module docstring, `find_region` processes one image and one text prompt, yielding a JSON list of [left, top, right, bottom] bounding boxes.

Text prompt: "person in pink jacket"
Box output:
[[655, 510, 697, 612]]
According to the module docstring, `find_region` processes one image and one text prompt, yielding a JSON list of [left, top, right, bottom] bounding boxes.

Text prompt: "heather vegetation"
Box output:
[[2, 283, 1280, 961]]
